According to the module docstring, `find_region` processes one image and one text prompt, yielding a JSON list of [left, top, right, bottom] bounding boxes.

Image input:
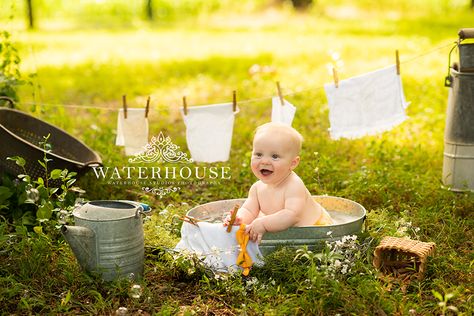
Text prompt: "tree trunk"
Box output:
[[291, 0, 313, 10], [145, 0, 153, 21], [26, 0, 34, 29]]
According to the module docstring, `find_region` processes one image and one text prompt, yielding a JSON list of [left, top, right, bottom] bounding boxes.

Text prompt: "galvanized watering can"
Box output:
[[61, 200, 148, 281]]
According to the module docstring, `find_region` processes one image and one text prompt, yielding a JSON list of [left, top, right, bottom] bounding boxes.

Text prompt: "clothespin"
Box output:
[[122, 95, 127, 119], [276, 81, 285, 106], [332, 67, 339, 88], [226, 204, 240, 233], [395, 50, 400, 75], [182, 96, 188, 115], [145, 96, 150, 118], [232, 90, 237, 112]]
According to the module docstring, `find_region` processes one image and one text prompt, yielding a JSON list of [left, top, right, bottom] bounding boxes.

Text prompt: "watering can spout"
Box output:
[[61, 225, 97, 272]]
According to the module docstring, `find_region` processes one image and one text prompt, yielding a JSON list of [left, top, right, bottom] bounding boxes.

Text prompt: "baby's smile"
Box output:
[[260, 168, 273, 176]]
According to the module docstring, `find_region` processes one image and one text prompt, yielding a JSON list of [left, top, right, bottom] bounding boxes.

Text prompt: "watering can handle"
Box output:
[[458, 28, 474, 40], [133, 203, 152, 218]]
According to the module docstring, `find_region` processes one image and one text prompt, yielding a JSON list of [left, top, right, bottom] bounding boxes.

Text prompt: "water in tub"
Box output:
[[326, 210, 360, 225], [193, 209, 359, 226]]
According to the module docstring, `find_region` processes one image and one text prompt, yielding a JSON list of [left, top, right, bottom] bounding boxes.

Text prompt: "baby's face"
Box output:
[[250, 131, 299, 185]]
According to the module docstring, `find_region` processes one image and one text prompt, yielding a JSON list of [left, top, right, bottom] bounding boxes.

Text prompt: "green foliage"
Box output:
[[0, 135, 82, 235], [0, 30, 24, 105]]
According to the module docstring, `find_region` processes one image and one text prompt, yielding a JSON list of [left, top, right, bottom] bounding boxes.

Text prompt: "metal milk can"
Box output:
[[443, 28, 474, 191]]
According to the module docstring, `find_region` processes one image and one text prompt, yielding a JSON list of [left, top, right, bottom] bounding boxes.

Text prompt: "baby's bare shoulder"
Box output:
[[284, 174, 308, 195], [251, 180, 264, 190], [288, 172, 306, 187]]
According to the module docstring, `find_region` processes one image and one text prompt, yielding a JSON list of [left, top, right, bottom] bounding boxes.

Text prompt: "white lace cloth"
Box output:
[[324, 65, 409, 140], [175, 222, 264, 273]]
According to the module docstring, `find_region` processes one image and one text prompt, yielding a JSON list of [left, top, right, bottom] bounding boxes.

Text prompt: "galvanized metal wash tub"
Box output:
[[61, 200, 145, 281], [186, 195, 366, 255]]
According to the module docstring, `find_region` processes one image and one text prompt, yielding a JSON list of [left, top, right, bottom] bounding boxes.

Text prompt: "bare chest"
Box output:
[[256, 186, 286, 214]]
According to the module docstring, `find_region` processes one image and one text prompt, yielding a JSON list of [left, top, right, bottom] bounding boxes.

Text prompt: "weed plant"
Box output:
[[0, 0, 473, 314]]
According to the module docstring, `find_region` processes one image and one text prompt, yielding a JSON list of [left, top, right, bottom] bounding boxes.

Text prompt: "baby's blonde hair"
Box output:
[[254, 122, 303, 155]]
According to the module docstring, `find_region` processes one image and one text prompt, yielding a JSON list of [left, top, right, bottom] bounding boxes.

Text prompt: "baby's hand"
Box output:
[[222, 208, 242, 227], [245, 218, 267, 244]]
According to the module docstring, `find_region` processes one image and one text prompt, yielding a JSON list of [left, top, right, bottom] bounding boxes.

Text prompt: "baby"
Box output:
[[224, 122, 333, 243]]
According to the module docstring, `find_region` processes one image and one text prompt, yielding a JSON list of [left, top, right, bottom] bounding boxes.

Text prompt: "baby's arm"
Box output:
[[223, 183, 260, 226]]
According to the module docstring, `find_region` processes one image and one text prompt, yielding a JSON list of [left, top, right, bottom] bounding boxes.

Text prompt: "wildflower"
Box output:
[[210, 246, 220, 256], [129, 284, 142, 299], [115, 307, 128, 315], [341, 265, 348, 275], [246, 277, 259, 287], [26, 187, 40, 202], [326, 230, 333, 236], [228, 265, 239, 274], [214, 273, 228, 281]]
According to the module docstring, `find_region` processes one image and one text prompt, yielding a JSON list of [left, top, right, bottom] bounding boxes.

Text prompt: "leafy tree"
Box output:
[[0, 30, 24, 106]]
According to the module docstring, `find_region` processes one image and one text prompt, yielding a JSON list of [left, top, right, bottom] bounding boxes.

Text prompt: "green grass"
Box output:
[[1, 0, 474, 314]]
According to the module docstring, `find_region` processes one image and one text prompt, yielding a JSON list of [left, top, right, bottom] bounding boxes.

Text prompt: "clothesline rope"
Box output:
[[17, 41, 453, 111]]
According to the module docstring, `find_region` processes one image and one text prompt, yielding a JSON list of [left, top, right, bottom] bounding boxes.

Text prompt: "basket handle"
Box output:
[[0, 96, 15, 108]]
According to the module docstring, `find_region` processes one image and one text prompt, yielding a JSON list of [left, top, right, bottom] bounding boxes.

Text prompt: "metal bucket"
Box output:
[[62, 200, 145, 281], [186, 196, 366, 255]]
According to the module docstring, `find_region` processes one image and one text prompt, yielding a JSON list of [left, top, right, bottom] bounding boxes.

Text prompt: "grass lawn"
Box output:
[[1, 1, 473, 314]]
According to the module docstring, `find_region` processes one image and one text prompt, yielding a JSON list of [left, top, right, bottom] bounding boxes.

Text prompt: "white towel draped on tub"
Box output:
[[324, 65, 409, 140], [175, 222, 264, 274], [271, 96, 296, 126], [181, 103, 238, 163], [115, 108, 149, 156]]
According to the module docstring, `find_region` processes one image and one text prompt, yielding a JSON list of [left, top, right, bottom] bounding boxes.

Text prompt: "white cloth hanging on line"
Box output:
[[175, 221, 264, 274], [115, 108, 149, 156], [324, 65, 409, 140], [271, 96, 296, 126], [181, 103, 239, 163]]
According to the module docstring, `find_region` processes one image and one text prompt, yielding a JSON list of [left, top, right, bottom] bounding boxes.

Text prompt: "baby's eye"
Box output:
[[254, 152, 263, 158], [271, 154, 279, 160]]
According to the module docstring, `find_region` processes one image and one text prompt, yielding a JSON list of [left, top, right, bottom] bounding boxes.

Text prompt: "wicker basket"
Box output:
[[0, 108, 102, 181], [373, 236, 436, 280]]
